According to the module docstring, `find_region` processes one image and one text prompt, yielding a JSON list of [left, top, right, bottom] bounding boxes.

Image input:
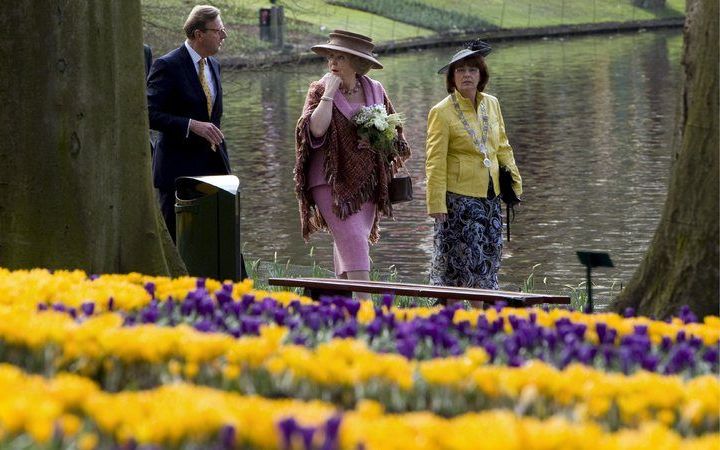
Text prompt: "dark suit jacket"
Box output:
[[147, 44, 231, 190]]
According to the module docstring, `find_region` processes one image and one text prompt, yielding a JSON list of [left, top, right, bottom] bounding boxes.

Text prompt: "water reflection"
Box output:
[[222, 30, 682, 301]]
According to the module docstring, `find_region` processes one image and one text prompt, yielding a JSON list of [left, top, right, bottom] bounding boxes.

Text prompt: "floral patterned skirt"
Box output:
[[430, 192, 503, 289]]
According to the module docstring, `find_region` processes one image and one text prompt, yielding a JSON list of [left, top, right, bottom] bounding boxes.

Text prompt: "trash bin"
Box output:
[[175, 175, 247, 281]]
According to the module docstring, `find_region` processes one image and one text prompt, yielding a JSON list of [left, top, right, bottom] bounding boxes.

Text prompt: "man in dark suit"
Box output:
[[147, 5, 231, 241]]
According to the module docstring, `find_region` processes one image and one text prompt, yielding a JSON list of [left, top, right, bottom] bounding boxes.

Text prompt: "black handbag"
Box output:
[[389, 166, 413, 204], [499, 167, 521, 206], [499, 166, 521, 240]]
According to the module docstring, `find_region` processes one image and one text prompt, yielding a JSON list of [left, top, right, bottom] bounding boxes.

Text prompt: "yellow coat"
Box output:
[[425, 91, 522, 214]]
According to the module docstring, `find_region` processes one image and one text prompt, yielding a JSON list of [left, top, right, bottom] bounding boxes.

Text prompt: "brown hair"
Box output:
[[348, 54, 373, 76], [445, 55, 489, 93], [183, 5, 221, 39]]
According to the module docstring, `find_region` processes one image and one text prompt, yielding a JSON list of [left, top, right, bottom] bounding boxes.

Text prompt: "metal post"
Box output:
[[586, 265, 593, 313], [576, 251, 614, 314]]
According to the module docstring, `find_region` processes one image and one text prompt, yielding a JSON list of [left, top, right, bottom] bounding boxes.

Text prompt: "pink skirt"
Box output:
[[311, 185, 376, 276]]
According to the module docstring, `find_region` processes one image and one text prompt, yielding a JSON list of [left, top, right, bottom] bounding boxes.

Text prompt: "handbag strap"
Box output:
[[391, 161, 410, 177]]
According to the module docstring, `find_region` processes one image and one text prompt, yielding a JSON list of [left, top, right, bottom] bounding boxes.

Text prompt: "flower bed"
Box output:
[[0, 268, 718, 449]]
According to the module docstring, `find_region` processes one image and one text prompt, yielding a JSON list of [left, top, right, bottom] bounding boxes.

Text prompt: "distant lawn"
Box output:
[[141, 0, 685, 61], [334, 0, 686, 29]]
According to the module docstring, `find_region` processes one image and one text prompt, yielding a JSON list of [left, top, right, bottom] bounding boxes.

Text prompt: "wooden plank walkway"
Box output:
[[268, 277, 570, 307]]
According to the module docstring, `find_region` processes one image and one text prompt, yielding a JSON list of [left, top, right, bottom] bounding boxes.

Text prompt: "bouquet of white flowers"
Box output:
[[352, 104, 404, 162]]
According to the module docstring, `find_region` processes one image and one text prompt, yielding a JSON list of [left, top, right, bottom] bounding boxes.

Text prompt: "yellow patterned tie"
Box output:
[[198, 58, 216, 151]]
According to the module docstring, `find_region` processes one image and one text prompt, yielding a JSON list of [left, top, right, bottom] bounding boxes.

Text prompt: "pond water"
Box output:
[[220, 29, 683, 301]]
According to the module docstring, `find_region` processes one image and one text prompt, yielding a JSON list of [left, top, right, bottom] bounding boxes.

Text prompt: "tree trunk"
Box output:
[[0, 1, 186, 276], [613, 0, 718, 319]]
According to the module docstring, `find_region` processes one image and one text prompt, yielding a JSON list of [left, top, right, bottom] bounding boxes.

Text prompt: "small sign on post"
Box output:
[[259, 8, 271, 41], [576, 250, 614, 313]]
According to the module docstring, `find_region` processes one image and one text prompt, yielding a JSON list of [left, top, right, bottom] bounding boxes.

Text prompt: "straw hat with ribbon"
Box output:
[[437, 39, 492, 74], [311, 30, 383, 70]]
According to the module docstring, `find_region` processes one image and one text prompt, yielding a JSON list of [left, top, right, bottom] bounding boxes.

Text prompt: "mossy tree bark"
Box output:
[[0, 1, 186, 276], [613, 0, 718, 319]]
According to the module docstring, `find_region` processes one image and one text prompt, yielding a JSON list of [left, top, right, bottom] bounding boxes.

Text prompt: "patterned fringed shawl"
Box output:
[[294, 75, 411, 243]]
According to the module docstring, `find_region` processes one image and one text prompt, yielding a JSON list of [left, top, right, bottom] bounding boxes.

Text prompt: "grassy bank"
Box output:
[[141, 0, 685, 65]]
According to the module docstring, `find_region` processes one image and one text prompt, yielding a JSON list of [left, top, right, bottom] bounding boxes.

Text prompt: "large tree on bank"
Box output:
[[0, 1, 185, 276], [613, 0, 718, 319]]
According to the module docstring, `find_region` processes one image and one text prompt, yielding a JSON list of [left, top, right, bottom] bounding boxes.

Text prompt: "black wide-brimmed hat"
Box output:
[[311, 29, 383, 69], [437, 39, 492, 74]]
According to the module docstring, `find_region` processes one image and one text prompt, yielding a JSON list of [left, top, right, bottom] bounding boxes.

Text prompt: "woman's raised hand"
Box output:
[[323, 73, 342, 97]]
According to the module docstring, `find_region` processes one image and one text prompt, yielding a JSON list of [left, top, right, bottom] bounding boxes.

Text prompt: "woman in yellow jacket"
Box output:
[[425, 40, 522, 290]]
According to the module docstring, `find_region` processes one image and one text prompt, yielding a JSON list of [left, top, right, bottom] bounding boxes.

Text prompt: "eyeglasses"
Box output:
[[203, 27, 227, 35]]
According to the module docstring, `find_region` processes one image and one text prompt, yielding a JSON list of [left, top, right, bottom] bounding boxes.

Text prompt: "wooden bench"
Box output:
[[268, 277, 570, 307]]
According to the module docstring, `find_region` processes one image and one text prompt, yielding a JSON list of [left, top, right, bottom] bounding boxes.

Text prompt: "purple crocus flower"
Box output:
[[688, 336, 703, 349], [37, 303, 48, 311], [197, 295, 215, 316], [491, 318, 504, 334], [660, 336, 672, 351], [306, 313, 322, 332], [274, 308, 288, 326], [676, 330, 686, 343], [216, 285, 233, 306], [194, 319, 214, 333], [241, 317, 262, 335], [366, 318, 383, 337], [68, 308, 77, 320], [623, 307, 636, 318], [299, 426, 316, 450], [666, 343, 695, 374], [80, 302, 95, 316], [321, 415, 342, 450], [333, 320, 358, 339], [381, 294, 394, 309], [641, 354, 660, 372], [163, 298, 175, 315], [196, 278, 206, 289], [140, 306, 159, 324], [292, 335, 307, 345], [508, 355, 525, 367], [144, 282, 156, 298], [483, 341, 497, 362], [262, 297, 278, 311], [542, 328, 558, 351], [219, 425, 236, 449], [241, 294, 256, 310], [576, 344, 597, 365], [52, 303, 66, 313], [344, 299, 361, 318], [277, 417, 297, 450], [595, 322, 608, 344], [678, 305, 698, 324], [619, 347, 633, 374], [702, 347, 719, 365], [229, 327, 242, 338], [396, 337, 417, 359], [477, 316, 489, 331], [107, 297, 115, 311], [180, 297, 196, 316]]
